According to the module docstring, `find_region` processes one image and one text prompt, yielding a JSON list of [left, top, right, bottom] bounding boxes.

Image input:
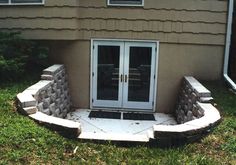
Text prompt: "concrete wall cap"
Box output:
[[29, 112, 81, 129], [17, 93, 36, 108], [26, 80, 52, 92], [43, 64, 64, 75], [184, 76, 211, 96], [153, 102, 221, 133]]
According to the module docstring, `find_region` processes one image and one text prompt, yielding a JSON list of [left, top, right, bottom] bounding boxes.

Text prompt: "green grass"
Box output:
[[0, 79, 236, 164]]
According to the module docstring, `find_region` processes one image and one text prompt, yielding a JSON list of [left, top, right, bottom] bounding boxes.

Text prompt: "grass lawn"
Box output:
[[0, 78, 236, 165]]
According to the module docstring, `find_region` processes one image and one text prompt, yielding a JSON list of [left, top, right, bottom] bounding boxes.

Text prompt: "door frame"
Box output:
[[90, 39, 159, 112]]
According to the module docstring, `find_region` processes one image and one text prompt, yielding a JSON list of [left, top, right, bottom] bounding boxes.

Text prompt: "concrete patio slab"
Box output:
[[66, 109, 177, 142]]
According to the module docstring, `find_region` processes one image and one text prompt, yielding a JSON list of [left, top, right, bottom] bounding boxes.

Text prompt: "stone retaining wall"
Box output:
[[17, 64, 71, 118], [175, 76, 213, 124]]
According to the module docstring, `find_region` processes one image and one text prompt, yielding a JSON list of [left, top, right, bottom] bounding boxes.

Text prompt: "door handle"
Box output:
[[120, 74, 123, 82], [125, 75, 128, 83]]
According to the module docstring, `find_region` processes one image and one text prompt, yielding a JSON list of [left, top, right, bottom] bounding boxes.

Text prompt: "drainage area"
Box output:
[[16, 64, 221, 144]]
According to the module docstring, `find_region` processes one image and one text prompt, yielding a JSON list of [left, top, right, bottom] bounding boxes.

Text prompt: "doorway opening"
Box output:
[[91, 40, 159, 112]]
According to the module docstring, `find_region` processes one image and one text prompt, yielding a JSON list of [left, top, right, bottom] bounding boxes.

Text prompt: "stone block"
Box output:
[[61, 93, 66, 102], [180, 99, 185, 105], [17, 93, 36, 108], [52, 83, 57, 92], [65, 104, 71, 111], [61, 70, 65, 76], [191, 92, 198, 103], [184, 94, 188, 101], [27, 80, 51, 93], [60, 88, 65, 96], [57, 80, 62, 89], [41, 108, 51, 115], [64, 82, 69, 89], [43, 64, 64, 76], [37, 102, 44, 112], [184, 116, 188, 123], [53, 108, 61, 116], [184, 105, 188, 112], [192, 104, 199, 117], [56, 89, 61, 98], [41, 74, 54, 80], [61, 77, 65, 84], [50, 93, 57, 102], [187, 111, 193, 121], [197, 109, 204, 118], [39, 90, 47, 100], [187, 88, 192, 95], [29, 112, 81, 138], [61, 111, 68, 118], [200, 97, 214, 103], [55, 98, 61, 107], [194, 89, 211, 97], [23, 106, 37, 115], [43, 98, 51, 109], [49, 103, 56, 113], [47, 87, 52, 96], [59, 104, 64, 111]]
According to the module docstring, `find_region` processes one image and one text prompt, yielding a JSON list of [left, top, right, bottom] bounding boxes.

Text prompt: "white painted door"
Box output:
[[123, 42, 156, 109], [92, 41, 124, 108], [92, 40, 157, 111]]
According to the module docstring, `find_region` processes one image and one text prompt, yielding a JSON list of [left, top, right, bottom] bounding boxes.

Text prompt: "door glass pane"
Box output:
[[128, 47, 151, 102], [97, 45, 120, 100]]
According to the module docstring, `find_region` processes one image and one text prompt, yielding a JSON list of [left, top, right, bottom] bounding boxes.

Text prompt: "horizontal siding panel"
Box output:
[[183, 22, 226, 35], [0, 7, 78, 18], [1, 29, 78, 40], [79, 0, 227, 12], [78, 30, 225, 45], [45, 0, 79, 7], [145, 0, 227, 12], [0, 18, 78, 30], [78, 19, 226, 35], [78, 8, 227, 24]]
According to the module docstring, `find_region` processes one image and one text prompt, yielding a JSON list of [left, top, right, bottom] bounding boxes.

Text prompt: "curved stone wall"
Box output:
[[17, 64, 71, 118], [175, 76, 213, 124], [16, 68, 221, 143]]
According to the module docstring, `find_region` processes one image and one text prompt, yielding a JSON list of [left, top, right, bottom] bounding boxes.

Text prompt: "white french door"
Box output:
[[92, 40, 158, 111]]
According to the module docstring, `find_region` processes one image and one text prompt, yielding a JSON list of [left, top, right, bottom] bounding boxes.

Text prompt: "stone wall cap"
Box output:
[[23, 106, 37, 115], [22, 89, 39, 96], [43, 64, 64, 75], [29, 112, 81, 129], [200, 97, 214, 103], [17, 93, 36, 108], [153, 103, 221, 133], [26, 80, 51, 92], [184, 76, 211, 96]]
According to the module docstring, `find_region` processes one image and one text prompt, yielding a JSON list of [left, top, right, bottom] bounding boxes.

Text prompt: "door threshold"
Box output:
[[91, 108, 154, 113]]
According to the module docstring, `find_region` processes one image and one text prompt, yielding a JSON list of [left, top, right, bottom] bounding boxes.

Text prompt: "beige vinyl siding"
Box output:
[[78, 0, 227, 45], [0, 0, 79, 40], [0, 0, 228, 45]]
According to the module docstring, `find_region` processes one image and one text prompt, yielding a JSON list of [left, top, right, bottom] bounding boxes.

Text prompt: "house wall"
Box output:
[[0, 0, 227, 113], [49, 40, 224, 113], [0, 0, 227, 44]]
